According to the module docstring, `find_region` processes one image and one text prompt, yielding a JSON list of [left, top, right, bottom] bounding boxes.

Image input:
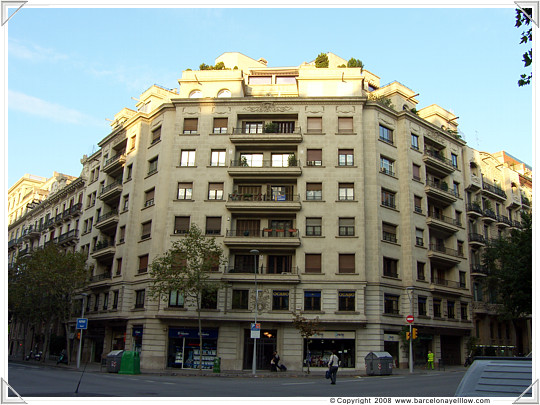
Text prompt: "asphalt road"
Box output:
[[8, 362, 467, 398]]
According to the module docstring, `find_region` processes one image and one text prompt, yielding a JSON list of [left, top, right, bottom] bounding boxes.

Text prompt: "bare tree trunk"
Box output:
[[64, 322, 71, 364], [197, 304, 203, 372], [41, 320, 53, 362]]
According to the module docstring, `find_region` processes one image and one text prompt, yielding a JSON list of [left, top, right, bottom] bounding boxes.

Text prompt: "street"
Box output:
[[7, 362, 467, 397]]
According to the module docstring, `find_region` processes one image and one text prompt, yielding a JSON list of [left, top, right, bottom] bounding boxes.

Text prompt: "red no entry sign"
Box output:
[[406, 315, 414, 323]]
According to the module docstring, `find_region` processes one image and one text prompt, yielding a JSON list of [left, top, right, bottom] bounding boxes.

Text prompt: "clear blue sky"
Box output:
[[4, 4, 535, 187]]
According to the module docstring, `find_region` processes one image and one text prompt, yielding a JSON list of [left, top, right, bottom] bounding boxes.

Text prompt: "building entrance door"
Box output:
[[243, 329, 277, 370]]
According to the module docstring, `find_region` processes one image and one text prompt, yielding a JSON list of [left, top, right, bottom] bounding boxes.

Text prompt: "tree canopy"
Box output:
[[347, 58, 364, 69], [315, 53, 329, 68], [516, 8, 533, 86]]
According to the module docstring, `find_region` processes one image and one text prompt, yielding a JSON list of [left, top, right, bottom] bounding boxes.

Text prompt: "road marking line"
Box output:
[[282, 382, 317, 386], [162, 382, 175, 385], [382, 376, 405, 379]]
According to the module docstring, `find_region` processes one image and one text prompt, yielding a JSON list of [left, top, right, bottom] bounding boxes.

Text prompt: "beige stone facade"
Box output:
[[8, 52, 531, 371]]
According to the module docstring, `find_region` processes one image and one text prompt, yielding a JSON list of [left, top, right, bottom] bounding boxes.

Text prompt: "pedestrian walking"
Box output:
[[270, 351, 280, 372], [328, 350, 340, 384], [427, 350, 435, 370]]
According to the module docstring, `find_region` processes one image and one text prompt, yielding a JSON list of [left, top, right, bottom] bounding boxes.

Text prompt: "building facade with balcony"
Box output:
[[463, 148, 532, 356]]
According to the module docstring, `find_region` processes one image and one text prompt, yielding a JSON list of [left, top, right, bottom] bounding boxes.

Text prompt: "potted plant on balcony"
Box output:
[[264, 122, 279, 133], [239, 156, 248, 167], [288, 154, 298, 167], [441, 181, 449, 191]]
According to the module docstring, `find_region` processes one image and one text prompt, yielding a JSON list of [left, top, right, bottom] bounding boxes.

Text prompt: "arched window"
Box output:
[[217, 89, 231, 98], [189, 90, 202, 98]]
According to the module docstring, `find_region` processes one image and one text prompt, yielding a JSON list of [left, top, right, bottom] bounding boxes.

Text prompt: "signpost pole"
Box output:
[[250, 249, 259, 375], [76, 293, 88, 369], [406, 287, 415, 374]]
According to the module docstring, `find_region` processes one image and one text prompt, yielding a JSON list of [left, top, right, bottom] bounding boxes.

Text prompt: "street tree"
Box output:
[[516, 8, 533, 86], [149, 225, 224, 371], [483, 211, 532, 354], [9, 244, 88, 363], [292, 313, 322, 373]]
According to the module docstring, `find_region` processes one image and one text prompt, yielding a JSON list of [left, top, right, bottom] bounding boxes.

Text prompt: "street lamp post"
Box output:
[[250, 249, 259, 376], [76, 293, 88, 369], [406, 287, 414, 374]]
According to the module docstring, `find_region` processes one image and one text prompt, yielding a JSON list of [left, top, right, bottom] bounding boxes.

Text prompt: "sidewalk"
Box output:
[[9, 355, 465, 378]]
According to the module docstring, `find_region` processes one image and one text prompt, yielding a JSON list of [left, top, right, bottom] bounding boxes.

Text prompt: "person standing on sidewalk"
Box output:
[[328, 350, 340, 384], [427, 350, 435, 370]]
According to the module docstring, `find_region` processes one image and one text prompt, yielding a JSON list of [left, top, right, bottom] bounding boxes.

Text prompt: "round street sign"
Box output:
[[406, 315, 414, 323]]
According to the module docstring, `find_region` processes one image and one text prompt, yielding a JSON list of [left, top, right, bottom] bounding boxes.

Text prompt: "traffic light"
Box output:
[[76, 332, 81, 340], [412, 328, 418, 340], [406, 331, 410, 340]]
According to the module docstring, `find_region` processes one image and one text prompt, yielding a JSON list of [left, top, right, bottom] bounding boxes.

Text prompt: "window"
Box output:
[[381, 189, 396, 209], [208, 183, 224, 200], [217, 89, 231, 98], [244, 121, 263, 134], [306, 183, 322, 200], [383, 257, 398, 278], [457, 241, 464, 256], [306, 218, 322, 236], [412, 164, 421, 181], [339, 253, 355, 274], [118, 226, 126, 244], [379, 125, 393, 144], [307, 117, 322, 133], [460, 302, 468, 320], [130, 136, 136, 151], [239, 153, 263, 167], [447, 300, 455, 319], [138, 255, 149, 274], [305, 254, 322, 273], [232, 290, 249, 310], [276, 76, 296, 84], [411, 134, 419, 150], [125, 164, 133, 181], [414, 195, 423, 214], [180, 150, 196, 167], [116, 258, 122, 275], [338, 183, 354, 201], [141, 221, 151, 240], [205, 217, 221, 235], [433, 299, 442, 318], [459, 271, 467, 288], [177, 182, 193, 200], [135, 289, 145, 309], [201, 289, 218, 309], [306, 149, 322, 166], [122, 194, 129, 212], [415, 228, 424, 247], [451, 153, 458, 168], [304, 291, 321, 311], [112, 291, 119, 309], [210, 150, 226, 166], [183, 118, 198, 134], [103, 292, 109, 310], [272, 153, 294, 167], [144, 188, 155, 208], [151, 126, 161, 145], [338, 117, 353, 133], [213, 118, 228, 134], [272, 291, 289, 310], [249, 76, 271, 84], [338, 291, 355, 311], [338, 149, 354, 166], [148, 157, 158, 175], [418, 296, 427, 316], [453, 182, 460, 196], [384, 294, 399, 314], [174, 216, 190, 234], [189, 90, 202, 98], [339, 218, 355, 236], [380, 157, 395, 176], [169, 290, 184, 308], [382, 223, 397, 243]]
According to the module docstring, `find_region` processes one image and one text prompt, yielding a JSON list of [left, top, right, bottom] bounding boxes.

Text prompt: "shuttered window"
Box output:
[[306, 149, 322, 166], [305, 253, 321, 273], [213, 118, 228, 134], [138, 254, 149, 274], [339, 253, 355, 274], [208, 183, 224, 200], [174, 216, 190, 234], [307, 117, 322, 133], [205, 217, 221, 235], [151, 126, 161, 144], [141, 221, 152, 240], [183, 118, 198, 134], [338, 117, 353, 133]]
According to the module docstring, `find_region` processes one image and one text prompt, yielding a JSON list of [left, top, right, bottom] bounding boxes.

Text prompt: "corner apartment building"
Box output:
[[463, 148, 532, 356], [11, 51, 513, 370]]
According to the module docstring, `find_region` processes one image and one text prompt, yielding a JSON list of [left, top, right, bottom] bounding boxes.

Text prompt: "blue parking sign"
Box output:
[[77, 318, 88, 330]]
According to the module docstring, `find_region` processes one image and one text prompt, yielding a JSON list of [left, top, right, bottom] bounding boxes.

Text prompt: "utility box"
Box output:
[[365, 351, 393, 376], [213, 357, 221, 373], [118, 350, 141, 375], [106, 350, 124, 373]]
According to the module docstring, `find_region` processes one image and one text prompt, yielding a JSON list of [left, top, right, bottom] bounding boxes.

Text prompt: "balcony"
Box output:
[[99, 179, 123, 204], [57, 229, 79, 246], [8, 239, 19, 250], [468, 233, 486, 247], [481, 209, 497, 224], [228, 160, 302, 178], [432, 278, 466, 289], [230, 127, 302, 144], [466, 203, 484, 219], [511, 220, 523, 229], [481, 181, 507, 201], [224, 229, 301, 249], [423, 148, 456, 176], [425, 179, 459, 205], [54, 214, 64, 225], [91, 240, 115, 262], [222, 266, 300, 284], [470, 264, 488, 276], [466, 174, 482, 191], [496, 215, 512, 228], [428, 244, 463, 265], [508, 192, 521, 209], [95, 209, 119, 233], [103, 153, 126, 176], [17, 246, 31, 257], [62, 202, 83, 221], [426, 212, 461, 234], [226, 193, 301, 212], [89, 271, 112, 283], [521, 195, 532, 208]]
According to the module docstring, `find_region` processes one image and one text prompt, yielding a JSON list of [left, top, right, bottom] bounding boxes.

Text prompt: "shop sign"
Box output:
[[311, 331, 355, 340], [169, 328, 219, 339], [132, 327, 143, 337], [384, 334, 399, 342]]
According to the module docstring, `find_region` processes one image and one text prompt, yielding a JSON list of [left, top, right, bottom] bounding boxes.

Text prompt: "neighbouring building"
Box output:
[[7, 52, 532, 371]]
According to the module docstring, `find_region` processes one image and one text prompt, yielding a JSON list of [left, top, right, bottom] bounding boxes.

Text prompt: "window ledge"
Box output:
[[335, 200, 357, 203], [303, 235, 325, 238], [412, 178, 424, 185], [380, 204, 399, 212], [135, 272, 148, 277], [303, 199, 325, 203], [302, 272, 323, 275], [139, 237, 152, 243], [335, 272, 358, 275], [173, 199, 194, 202], [382, 313, 402, 318], [229, 309, 251, 313], [124, 178, 132, 184], [145, 171, 158, 180], [336, 235, 359, 238], [132, 308, 146, 312], [382, 275, 401, 281], [335, 165, 357, 168], [179, 133, 201, 136], [302, 310, 325, 314], [164, 307, 187, 311], [141, 204, 155, 211], [206, 165, 228, 168], [113, 274, 122, 278], [381, 240, 400, 246], [378, 139, 397, 148], [271, 310, 292, 313], [149, 139, 161, 148], [416, 278, 429, 283], [335, 311, 360, 315], [305, 132, 326, 135], [200, 309, 220, 312], [176, 165, 198, 169], [335, 132, 357, 135], [411, 146, 422, 153], [304, 165, 326, 168], [204, 199, 225, 202]]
